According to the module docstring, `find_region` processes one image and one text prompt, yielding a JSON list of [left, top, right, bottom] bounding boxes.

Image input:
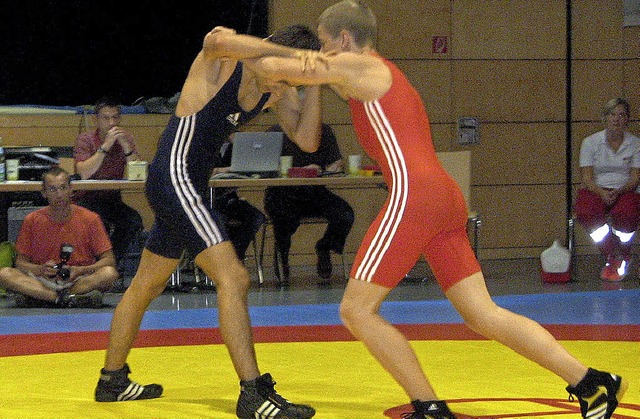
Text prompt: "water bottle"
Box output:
[[0, 137, 6, 182]]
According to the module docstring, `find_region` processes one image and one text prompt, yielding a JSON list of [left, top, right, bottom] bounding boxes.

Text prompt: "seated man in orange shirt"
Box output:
[[0, 167, 118, 308]]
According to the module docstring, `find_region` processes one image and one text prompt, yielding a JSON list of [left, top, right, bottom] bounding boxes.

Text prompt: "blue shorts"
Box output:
[[144, 164, 229, 260]]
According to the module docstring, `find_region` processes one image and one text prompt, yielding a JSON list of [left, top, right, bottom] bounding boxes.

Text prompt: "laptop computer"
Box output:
[[228, 132, 283, 178]]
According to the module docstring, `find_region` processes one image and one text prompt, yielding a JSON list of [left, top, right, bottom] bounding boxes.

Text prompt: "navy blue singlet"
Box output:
[[145, 62, 270, 259]]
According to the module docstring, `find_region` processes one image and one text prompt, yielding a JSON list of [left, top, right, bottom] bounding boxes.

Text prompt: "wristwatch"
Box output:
[[97, 146, 108, 154]]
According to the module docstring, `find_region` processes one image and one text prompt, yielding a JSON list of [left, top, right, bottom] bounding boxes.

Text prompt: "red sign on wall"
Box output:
[[432, 36, 448, 54]]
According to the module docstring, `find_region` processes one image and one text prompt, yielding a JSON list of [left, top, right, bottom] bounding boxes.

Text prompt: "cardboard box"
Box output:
[[126, 161, 148, 181]]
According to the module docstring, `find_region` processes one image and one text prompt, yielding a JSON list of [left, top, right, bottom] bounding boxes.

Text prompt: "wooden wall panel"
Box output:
[[474, 184, 568, 259], [452, 1, 566, 59], [571, 61, 626, 121], [320, 88, 353, 125], [0, 114, 168, 162], [451, 61, 566, 122], [430, 123, 457, 152], [369, 2, 450, 59], [329, 124, 364, 157], [572, 0, 625, 59], [269, 0, 332, 31], [623, 26, 640, 58], [471, 123, 566, 186], [623, 59, 640, 112]]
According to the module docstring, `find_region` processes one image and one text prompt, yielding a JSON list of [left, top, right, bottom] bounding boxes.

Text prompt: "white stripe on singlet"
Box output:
[[169, 115, 223, 247], [354, 100, 409, 282]]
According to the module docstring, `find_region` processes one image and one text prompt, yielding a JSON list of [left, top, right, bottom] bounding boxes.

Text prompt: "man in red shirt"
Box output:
[[0, 167, 118, 307], [74, 98, 144, 276]]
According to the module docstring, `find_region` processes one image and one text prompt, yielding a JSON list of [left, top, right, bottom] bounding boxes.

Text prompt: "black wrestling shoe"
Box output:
[[566, 368, 628, 419], [67, 290, 104, 308], [401, 400, 456, 419], [236, 373, 315, 418], [95, 364, 163, 402]]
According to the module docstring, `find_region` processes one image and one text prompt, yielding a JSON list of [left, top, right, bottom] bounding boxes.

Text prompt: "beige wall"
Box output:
[[0, 0, 638, 262]]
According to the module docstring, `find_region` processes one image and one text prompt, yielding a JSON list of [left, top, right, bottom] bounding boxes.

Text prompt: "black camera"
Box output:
[[53, 243, 73, 280]]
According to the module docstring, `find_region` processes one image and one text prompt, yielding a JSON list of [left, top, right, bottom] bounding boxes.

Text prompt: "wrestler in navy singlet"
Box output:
[[145, 62, 270, 259]]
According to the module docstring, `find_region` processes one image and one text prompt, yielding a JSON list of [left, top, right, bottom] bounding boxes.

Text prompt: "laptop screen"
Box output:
[[229, 132, 283, 177]]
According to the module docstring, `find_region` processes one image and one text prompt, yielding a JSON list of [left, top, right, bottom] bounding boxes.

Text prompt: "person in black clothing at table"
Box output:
[[265, 122, 354, 284], [211, 136, 266, 261]]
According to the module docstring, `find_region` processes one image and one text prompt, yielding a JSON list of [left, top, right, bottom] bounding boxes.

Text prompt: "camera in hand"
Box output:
[[53, 243, 74, 280]]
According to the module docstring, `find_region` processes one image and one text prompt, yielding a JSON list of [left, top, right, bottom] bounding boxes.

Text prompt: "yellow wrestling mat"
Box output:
[[0, 340, 637, 418]]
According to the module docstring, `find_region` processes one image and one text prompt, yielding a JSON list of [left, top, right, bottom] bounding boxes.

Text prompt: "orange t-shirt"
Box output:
[[15, 205, 112, 266]]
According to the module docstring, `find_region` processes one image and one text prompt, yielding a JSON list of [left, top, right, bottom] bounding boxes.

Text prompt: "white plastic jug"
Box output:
[[540, 240, 571, 283]]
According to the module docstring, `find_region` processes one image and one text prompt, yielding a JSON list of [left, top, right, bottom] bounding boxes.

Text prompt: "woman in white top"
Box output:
[[575, 97, 640, 281]]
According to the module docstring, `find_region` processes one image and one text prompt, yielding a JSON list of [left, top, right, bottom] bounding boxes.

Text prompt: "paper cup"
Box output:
[[280, 156, 293, 176], [348, 154, 362, 175]]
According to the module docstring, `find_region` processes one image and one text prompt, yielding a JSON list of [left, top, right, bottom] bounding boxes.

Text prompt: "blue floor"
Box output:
[[2, 289, 638, 336], [1, 256, 639, 338]]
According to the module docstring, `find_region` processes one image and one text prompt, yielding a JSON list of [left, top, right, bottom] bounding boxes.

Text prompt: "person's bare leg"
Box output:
[[0, 267, 58, 302], [196, 242, 260, 381], [445, 272, 588, 386], [104, 249, 178, 370], [196, 245, 315, 418], [340, 278, 438, 401], [69, 266, 119, 294]]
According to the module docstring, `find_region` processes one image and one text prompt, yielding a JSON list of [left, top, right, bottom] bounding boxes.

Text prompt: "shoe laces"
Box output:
[[100, 364, 132, 386], [565, 368, 619, 411], [254, 375, 290, 408]]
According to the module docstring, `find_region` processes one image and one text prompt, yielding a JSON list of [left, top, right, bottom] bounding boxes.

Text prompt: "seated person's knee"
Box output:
[[0, 267, 19, 286], [100, 266, 120, 289], [0, 266, 16, 278]]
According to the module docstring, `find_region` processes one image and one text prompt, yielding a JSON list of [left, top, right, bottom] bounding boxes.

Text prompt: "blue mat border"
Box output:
[[1, 289, 638, 335]]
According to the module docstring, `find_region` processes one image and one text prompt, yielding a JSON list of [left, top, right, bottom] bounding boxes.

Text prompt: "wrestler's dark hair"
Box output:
[[267, 24, 321, 51], [94, 97, 122, 115]]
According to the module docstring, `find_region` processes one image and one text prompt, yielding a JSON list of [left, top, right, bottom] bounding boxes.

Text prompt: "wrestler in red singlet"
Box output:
[[349, 55, 481, 290]]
